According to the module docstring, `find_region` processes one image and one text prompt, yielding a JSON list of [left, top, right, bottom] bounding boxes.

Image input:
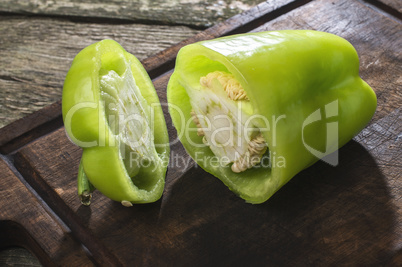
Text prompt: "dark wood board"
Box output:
[[0, 0, 265, 28], [0, 158, 94, 266], [1, 0, 401, 265]]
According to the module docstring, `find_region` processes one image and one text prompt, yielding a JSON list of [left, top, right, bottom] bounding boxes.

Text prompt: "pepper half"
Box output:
[[167, 30, 376, 204], [63, 40, 169, 205]]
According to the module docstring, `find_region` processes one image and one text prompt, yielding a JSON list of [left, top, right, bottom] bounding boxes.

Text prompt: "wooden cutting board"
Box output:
[[1, 0, 401, 265]]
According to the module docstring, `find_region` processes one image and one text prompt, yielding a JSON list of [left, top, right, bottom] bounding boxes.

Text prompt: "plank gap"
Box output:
[[0, 11, 207, 30], [361, 0, 402, 22]]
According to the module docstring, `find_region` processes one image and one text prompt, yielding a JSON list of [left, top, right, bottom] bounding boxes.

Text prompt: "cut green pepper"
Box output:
[[63, 40, 169, 205], [167, 30, 376, 204]]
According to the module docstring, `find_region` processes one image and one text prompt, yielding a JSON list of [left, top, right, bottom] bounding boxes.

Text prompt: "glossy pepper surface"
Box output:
[[167, 30, 376, 204], [63, 40, 169, 205]]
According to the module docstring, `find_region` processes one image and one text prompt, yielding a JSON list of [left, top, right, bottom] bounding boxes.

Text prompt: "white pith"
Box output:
[[99, 64, 159, 162], [188, 71, 267, 173]]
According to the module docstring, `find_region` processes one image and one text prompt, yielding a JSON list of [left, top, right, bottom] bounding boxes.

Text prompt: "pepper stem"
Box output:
[[77, 158, 95, 206]]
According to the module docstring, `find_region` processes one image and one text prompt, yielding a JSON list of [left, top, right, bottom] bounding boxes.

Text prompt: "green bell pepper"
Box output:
[[62, 39, 169, 205], [167, 30, 376, 204]]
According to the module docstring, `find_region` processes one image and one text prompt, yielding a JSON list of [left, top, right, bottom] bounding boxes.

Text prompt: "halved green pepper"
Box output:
[[167, 30, 376, 204], [63, 40, 169, 205]]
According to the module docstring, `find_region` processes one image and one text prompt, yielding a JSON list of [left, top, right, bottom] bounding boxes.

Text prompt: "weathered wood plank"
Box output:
[[0, 158, 94, 266], [0, 0, 265, 28], [11, 0, 402, 265], [0, 16, 199, 129]]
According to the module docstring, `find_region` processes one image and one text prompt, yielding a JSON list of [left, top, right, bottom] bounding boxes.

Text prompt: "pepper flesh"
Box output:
[[62, 40, 169, 205], [167, 30, 377, 204], [190, 71, 267, 173]]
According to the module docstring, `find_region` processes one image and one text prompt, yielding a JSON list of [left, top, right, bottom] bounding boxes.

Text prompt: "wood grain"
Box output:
[[0, 0, 265, 28], [10, 0, 402, 265], [0, 16, 199, 129], [0, 158, 94, 266]]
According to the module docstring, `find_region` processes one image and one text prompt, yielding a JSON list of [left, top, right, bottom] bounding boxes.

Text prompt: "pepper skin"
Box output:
[[63, 40, 169, 205], [167, 30, 376, 204]]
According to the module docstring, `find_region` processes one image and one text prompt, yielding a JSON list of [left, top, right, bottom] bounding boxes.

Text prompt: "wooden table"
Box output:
[[0, 0, 401, 266]]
